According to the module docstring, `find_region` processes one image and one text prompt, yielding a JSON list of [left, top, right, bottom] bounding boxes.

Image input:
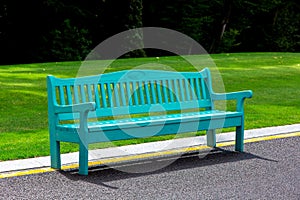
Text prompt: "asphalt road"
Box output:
[[1, 136, 299, 199]]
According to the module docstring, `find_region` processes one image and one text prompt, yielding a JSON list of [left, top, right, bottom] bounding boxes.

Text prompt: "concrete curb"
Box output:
[[1, 124, 300, 173]]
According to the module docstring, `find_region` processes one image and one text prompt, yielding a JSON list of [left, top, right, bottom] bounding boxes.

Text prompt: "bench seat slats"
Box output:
[[56, 111, 242, 143], [57, 110, 241, 132]]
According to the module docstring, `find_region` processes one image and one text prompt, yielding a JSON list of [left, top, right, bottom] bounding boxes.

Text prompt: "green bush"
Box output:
[[43, 19, 92, 61], [268, 5, 300, 51], [217, 29, 240, 53]]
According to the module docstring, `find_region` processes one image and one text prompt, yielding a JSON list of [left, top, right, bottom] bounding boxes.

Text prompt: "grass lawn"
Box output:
[[0, 52, 299, 161]]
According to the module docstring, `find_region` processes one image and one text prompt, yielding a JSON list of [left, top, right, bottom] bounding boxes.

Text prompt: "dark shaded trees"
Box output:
[[0, 0, 299, 64], [143, 0, 300, 53], [229, 0, 300, 52]]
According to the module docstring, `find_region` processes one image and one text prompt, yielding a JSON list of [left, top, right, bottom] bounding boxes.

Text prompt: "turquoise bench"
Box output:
[[47, 68, 252, 175]]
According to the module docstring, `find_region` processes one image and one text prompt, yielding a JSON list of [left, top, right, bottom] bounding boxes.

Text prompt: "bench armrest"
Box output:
[[212, 90, 253, 101], [54, 102, 96, 134], [54, 102, 96, 114], [212, 90, 253, 112]]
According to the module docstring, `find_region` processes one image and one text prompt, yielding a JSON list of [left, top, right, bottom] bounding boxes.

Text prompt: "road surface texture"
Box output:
[[1, 136, 299, 199]]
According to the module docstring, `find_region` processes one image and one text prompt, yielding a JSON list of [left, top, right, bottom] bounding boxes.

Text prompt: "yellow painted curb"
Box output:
[[0, 167, 56, 179], [1, 132, 299, 179]]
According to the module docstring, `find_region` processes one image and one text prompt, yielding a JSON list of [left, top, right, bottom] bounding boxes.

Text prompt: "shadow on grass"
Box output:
[[59, 147, 277, 189]]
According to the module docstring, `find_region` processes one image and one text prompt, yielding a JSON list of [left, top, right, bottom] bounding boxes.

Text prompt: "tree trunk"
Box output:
[[209, 0, 232, 53], [125, 0, 146, 57]]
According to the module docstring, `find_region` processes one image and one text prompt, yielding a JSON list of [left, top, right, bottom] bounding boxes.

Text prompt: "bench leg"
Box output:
[[79, 142, 89, 175], [235, 124, 244, 152], [50, 139, 61, 169], [206, 129, 216, 147]]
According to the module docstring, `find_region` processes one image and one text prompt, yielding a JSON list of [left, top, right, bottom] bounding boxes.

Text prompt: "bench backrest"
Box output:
[[47, 68, 214, 121]]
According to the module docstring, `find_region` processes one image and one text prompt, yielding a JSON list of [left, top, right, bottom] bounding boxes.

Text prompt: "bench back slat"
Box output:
[[58, 86, 66, 105], [73, 85, 80, 104], [47, 68, 213, 121], [65, 85, 72, 104]]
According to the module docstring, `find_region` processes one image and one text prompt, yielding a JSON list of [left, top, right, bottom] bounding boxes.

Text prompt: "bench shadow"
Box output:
[[59, 147, 277, 189]]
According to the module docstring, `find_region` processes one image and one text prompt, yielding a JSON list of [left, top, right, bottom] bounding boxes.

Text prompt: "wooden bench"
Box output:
[[47, 68, 252, 175]]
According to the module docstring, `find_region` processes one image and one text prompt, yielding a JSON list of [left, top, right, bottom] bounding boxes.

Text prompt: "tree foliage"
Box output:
[[0, 0, 299, 64]]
